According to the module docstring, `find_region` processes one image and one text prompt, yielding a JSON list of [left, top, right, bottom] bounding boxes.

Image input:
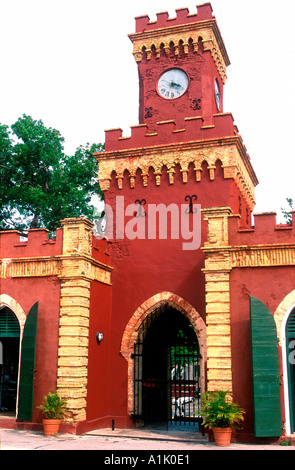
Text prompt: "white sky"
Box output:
[[0, 0, 294, 221]]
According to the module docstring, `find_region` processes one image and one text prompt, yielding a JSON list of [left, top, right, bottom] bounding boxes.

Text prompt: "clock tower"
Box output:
[[129, 3, 229, 130], [95, 3, 258, 424]]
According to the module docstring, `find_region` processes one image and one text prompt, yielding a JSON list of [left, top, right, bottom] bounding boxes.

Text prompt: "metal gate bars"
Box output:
[[132, 305, 203, 429]]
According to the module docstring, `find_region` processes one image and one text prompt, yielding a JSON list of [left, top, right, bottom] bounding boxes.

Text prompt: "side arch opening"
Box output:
[[274, 291, 295, 435], [285, 307, 295, 434], [0, 306, 21, 415]]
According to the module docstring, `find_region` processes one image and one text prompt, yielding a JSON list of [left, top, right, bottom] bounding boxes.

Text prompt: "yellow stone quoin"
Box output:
[[57, 218, 112, 423]]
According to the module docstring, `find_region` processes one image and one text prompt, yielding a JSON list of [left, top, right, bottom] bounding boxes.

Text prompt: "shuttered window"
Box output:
[[0, 308, 20, 338], [286, 309, 295, 433], [250, 296, 282, 437], [286, 311, 295, 338]]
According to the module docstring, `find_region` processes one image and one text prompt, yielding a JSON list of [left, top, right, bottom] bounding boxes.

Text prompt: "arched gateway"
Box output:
[[121, 292, 206, 427]]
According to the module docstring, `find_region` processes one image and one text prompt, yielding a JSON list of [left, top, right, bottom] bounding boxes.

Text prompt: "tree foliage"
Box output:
[[281, 198, 294, 224], [0, 114, 103, 232]]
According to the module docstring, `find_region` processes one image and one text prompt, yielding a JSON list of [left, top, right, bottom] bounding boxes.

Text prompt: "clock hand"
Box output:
[[160, 79, 171, 84], [170, 81, 183, 89], [160, 79, 183, 88]]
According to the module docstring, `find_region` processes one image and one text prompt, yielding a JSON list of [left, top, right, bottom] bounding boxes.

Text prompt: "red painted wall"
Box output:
[[2, 276, 61, 423], [85, 236, 113, 429], [103, 160, 250, 425], [86, 280, 112, 429]]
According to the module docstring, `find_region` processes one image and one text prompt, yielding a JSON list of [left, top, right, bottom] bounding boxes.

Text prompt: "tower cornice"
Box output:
[[129, 18, 230, 83], [95, 133, 258, 210]]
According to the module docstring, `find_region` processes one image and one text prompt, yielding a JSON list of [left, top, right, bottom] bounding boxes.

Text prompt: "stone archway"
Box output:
[[274, 290, 295, 346], [0, 295, 26, 415], [120, 292, 207, 416], [0, 294, 26, 335]]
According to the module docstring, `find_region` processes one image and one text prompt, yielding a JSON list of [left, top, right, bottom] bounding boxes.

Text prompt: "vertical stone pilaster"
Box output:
[[57, 218, 94, 423], [202, 207, 233, 392]]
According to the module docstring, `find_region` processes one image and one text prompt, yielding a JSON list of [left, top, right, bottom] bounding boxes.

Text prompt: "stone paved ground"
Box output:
[[0, 427, 294, 452]]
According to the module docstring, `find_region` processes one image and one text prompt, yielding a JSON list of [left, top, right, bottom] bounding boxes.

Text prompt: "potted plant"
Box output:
[[201, 390, 245, 446], [38, 391, 67, 436]]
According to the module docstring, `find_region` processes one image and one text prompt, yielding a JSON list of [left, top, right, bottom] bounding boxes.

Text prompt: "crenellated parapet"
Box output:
[[0, 228, 63, 260], [129, 4, 230, 83], [95, 114, 258, 211], [0, 219, 112, 284], [228, 212, 295, 269], [134, 4, 214, 33], [203, 209, 295, 271], [103, 114, 237, 152]]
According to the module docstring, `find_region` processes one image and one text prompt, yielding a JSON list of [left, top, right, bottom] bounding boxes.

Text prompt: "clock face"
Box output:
[[157, 69, 189, 100], [215, 79, 221, 110]]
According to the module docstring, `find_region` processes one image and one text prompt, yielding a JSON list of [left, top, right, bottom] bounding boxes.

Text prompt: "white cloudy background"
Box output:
[[0, 0, 294, 220]]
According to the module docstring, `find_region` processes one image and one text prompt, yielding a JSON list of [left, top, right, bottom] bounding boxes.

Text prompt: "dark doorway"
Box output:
[[0, 308, 21, 414], [132, 305, 202, 428]]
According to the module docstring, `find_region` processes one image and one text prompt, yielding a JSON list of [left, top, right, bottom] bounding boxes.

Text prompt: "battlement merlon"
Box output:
[[94, 115, 258, 210], [100, 114, 255, 165], [134, 3, 213, 32], [0, 228, 63, 259], [228, 211, 295, 246], [202, 208, 295, 270], [129, 3, 230, 84], [0, 219, 111, 266]]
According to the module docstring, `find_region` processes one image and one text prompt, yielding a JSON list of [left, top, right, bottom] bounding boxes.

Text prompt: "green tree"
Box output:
[[0, 114, 103, 232], [281, 198, 294, 224]]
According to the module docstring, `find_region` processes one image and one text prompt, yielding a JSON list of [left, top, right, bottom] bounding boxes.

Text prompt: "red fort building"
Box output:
[[1, 3, 295, 443]]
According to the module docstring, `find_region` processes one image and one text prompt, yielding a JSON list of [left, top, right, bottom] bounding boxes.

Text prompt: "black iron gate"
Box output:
[[132, 305, 203, 429]]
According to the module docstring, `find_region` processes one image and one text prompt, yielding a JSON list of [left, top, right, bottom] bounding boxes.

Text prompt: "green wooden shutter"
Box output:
[[286, 310, 295, 433], [17, 302, 39, 422], [250, 296, 282, 437], [0, 308, 20, 338]]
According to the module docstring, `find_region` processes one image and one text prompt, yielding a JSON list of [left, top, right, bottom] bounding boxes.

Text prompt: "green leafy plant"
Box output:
[[201, 390, 245, 429], [280, 438, 292, 446], [38, 391, 67, 419]]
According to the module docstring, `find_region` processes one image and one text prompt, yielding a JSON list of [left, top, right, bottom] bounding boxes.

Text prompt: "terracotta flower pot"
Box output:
[[42, 419, 61, 436], [212, 427, 232, 446]]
